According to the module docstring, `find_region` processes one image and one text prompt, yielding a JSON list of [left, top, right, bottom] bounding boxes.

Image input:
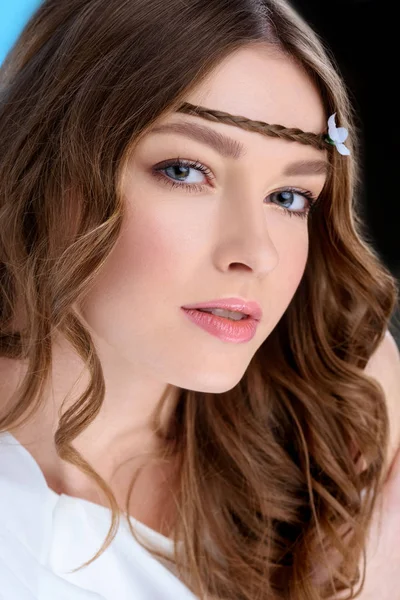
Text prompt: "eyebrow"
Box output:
[[283, 160, 330, 176], [148, 121, 330, 176]]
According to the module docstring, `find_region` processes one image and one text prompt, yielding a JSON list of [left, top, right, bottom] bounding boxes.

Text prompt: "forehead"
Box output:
[[183, 44, 326, 136]]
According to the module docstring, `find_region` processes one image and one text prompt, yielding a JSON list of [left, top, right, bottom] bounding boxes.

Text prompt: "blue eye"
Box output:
[[269, 189, 317, 219], [152, 158, 319, 219], [153, 157, 214, 193]]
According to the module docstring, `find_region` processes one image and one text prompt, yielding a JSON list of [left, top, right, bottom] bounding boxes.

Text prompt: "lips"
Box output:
[[181, 306, 259, 343], [181, 297, 262, 321]]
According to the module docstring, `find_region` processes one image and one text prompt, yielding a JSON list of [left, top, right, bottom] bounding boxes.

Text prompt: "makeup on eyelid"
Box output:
[[151, 157, 320, 219]]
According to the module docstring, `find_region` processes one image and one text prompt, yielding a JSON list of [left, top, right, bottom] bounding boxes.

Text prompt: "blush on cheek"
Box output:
[[114, 209, 186, 294], [274, 241, 309, 309], [289, 249, 308, 288], [77, 210, 185, 342]]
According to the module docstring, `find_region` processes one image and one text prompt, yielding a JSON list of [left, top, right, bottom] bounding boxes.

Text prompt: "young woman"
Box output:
[[0, 1, 399, 599]]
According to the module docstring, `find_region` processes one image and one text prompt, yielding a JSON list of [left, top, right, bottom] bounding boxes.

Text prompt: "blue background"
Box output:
[[0, 0, 43, 65]]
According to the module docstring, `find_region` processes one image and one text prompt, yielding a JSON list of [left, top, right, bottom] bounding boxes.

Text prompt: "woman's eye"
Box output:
[[268, 189, 316, 219], [152, 158, 214, 193]]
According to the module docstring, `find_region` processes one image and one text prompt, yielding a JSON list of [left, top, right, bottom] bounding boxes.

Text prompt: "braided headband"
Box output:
[[176, 102, 350, 156]]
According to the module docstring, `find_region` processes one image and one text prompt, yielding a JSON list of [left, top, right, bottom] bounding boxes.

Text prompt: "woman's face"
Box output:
[[78, 44, 328, 394]]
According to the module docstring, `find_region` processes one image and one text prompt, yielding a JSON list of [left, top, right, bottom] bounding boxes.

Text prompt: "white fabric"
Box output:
[[0, 431, 197, 600]]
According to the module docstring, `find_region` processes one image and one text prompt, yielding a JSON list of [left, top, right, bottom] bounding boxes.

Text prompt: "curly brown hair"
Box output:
[[0, 0, 398, 598]]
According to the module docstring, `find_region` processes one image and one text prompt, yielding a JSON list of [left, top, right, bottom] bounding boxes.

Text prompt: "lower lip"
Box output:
[[181, 308, 259, 343]]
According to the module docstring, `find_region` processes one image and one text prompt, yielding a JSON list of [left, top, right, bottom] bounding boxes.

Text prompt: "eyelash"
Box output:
[[152, 157, 320, 219]]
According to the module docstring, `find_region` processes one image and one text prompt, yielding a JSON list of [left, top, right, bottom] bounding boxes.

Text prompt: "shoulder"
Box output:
[[363, 329, 400, 480], [364, 329, 400, 377], [364, 329, 400, 408]]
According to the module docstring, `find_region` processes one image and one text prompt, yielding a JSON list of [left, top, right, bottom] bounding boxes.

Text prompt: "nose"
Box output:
[[215, 190, 280, 277]]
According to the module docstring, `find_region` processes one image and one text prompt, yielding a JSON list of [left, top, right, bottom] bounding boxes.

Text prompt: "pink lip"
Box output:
[[181, 307, 259, 343], [181, 297, 262, 321]]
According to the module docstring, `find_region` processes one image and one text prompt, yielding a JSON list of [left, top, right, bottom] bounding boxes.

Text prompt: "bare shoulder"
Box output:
[[364, 329, 400, 479]]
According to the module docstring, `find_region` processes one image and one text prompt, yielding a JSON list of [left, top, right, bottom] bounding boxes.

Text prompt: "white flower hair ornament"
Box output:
[[325, 113, 351, 156]]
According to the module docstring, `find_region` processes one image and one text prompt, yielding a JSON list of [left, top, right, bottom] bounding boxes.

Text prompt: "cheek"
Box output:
[[76, 207, 188, 355], [97, 208, 185, 311], [263, 222, 309, 321], [123, 215, 177, 287], [281, 225, 309, 285], [281, 233, 309, 289]]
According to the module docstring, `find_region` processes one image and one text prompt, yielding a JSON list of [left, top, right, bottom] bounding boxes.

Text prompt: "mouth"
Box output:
[[181, 306, 260, 343], [181, 297, 262, 322], [191, 307, 249, 321]]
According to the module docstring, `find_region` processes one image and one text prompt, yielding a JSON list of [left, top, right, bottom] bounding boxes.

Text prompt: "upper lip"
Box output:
[[181, 297, 262, 321]]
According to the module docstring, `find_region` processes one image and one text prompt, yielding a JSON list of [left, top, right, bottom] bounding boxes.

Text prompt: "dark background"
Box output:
[[292, 0, 399, 344]]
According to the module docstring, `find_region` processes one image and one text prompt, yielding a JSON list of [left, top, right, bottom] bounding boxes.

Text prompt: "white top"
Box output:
[[0, 431, 198, 600]]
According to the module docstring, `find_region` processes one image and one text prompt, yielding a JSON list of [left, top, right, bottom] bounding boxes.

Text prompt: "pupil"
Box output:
[[168, 165, 189, 180], [279, 191, 293, 206]]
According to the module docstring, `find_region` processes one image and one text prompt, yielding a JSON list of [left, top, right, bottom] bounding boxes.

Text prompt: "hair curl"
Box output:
[[0, 0, 398, 598]]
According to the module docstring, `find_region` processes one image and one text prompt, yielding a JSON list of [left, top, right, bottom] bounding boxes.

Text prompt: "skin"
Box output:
[[1, 44, 329, 522]]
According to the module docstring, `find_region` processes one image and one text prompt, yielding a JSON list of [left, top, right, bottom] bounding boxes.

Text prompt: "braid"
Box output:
[[177, 102, 330, 151]]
